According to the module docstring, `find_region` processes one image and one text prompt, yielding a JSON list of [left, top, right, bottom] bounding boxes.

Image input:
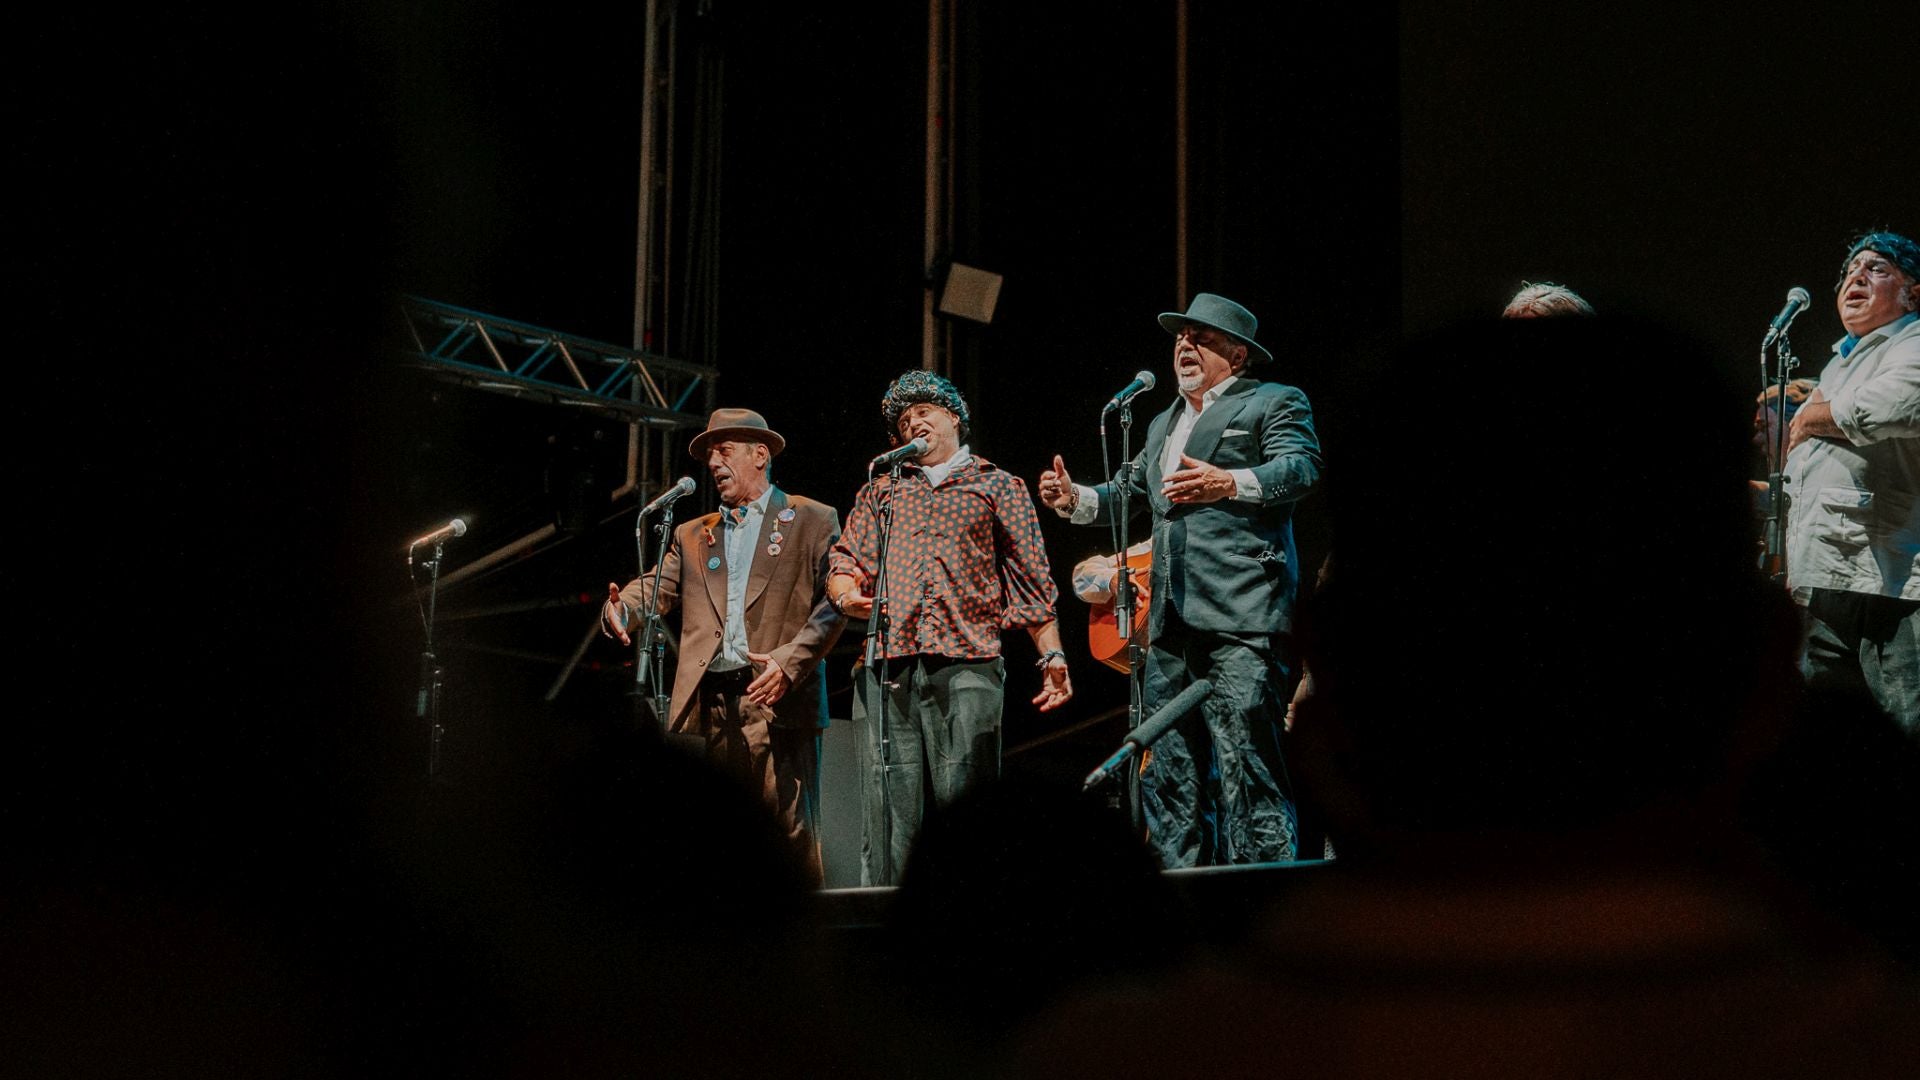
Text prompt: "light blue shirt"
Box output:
[[709, 487, 773, 672]]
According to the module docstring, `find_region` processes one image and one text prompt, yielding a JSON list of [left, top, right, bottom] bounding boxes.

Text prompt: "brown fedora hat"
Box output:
[[688, 407, 786, 458]]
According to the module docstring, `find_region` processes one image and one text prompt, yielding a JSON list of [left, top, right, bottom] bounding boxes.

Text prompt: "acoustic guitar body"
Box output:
[[1088, 546, 1152, 673]]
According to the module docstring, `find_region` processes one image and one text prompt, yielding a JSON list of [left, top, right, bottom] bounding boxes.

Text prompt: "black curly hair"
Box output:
[[880, 370, 971, 443]]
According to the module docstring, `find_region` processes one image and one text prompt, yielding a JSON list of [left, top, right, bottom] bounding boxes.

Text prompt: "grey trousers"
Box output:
[[1804, 588, 1920, 736], [854, 655, 1005, 886]]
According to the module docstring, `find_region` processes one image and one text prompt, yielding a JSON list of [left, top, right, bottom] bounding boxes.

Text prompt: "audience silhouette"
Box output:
[[1009, 314, 1920, 1078]]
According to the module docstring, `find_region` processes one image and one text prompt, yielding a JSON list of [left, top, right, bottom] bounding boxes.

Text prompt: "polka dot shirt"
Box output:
[[829, 456, 1059, 659]]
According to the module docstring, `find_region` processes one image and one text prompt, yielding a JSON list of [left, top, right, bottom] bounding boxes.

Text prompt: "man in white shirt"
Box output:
[[1783, 231, 1920, 734]]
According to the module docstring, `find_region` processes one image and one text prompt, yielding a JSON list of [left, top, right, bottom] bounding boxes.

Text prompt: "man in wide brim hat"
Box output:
[[1157, 292, 1274, 366], [1039, 289, 1324, 871], [603, 405, 844, 884]]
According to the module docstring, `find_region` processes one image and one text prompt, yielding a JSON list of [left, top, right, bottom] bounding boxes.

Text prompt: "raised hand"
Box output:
[[602, 582, 632, 645], [1038, 453, 1077, 511]]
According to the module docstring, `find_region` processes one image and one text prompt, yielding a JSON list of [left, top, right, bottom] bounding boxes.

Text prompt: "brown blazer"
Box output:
[[616, 487, 846, 732]]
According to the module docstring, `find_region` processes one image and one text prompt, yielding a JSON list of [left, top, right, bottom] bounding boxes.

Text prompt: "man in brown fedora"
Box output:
[[1040, 293, 1322, 869], [603, 408, 847, 883]]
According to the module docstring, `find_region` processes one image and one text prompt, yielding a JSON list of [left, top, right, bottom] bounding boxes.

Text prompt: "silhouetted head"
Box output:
[[1297, 315, 1800, 852], [1501, 281, 1595, 319], [887, 773, 1177, 1036]]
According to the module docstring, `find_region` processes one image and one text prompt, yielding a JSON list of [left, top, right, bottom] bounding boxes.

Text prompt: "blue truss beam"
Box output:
[[398, 295, 717, 427]]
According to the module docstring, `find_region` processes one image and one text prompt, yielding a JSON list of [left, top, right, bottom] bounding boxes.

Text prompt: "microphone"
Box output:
[[1082, 678, 1213, 792], [1762, 286, 1811, 346], [407, 517, 467, 550], [1102, 370, 1157, 413], [640, 476, 697, 516], [870, 437, 930, 471]]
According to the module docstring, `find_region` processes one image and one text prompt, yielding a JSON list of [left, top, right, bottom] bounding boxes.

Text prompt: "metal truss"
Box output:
[[397, 295, 717, 428]]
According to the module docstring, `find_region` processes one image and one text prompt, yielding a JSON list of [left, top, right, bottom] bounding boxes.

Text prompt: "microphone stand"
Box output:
[[409, 537, 449, 781], [1760, 327, 1801, 584], [863, 458, 904, 884], [632, 499, 678, 733], [1099, 398, 1148, 833]]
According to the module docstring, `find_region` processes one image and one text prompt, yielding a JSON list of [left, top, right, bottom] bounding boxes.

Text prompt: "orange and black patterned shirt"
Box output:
[[829, 454, 1058, 660]]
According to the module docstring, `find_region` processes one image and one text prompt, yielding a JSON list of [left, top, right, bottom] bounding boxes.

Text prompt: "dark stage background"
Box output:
[[354, 0, 1399, 818], [356, 1, 1910, 824], [10, 0, 1915, 1063]]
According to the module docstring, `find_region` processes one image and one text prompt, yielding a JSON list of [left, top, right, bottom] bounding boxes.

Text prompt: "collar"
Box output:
[[723, 486, 773, 524], [917, 444, 974, 489], [1181, 375, 1239, 415], [1838, 311, 1918, 358]]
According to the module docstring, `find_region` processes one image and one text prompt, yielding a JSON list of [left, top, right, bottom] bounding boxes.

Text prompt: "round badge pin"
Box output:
[[777, 508, 796, 523], [706, 556, 722, 571], [766, 543, 783, 557], [770, 531, 785, 545]]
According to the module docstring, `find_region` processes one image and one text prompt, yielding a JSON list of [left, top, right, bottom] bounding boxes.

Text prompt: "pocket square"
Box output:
[[1223, 428, 1251, 437]]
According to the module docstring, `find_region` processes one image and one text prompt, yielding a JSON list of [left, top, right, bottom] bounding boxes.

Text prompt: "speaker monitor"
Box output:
[[937, 263, 1003, 324]]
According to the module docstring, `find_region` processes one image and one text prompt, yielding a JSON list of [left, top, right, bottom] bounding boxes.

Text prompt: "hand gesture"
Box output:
[[1754, 379, 1817, 466], [603, 583, 632, 645], [1786, 388, 1829, 453], [746, 650, 790, 706], [1162, 454, 1235, 504], [1031, 657, 1074, 712], [836, 587, 874, 620], [1038, 454, 1077, 511]]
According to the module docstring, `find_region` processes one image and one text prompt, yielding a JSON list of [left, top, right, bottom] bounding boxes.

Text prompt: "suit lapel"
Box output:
[[745, 487, 786, 610], [699, 510, 727, 622], [1142, 400, 1180, 513], [1180, 377, 1256, 465]]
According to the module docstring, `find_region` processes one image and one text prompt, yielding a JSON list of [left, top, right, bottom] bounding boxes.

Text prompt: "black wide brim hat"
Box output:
[[1157, 292, 1273, 365]]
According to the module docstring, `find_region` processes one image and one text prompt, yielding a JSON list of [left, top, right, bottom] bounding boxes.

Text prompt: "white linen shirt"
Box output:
[[1784, 313, 1920, 600]]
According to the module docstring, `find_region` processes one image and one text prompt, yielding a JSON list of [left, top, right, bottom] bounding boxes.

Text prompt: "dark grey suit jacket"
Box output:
[[1090, 377, 1322, 638]]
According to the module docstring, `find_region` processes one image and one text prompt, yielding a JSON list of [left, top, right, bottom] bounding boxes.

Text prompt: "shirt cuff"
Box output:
[[1231, 469, 1261, 502], [1071, 561, 1117, 604], [1822, 385, 1858, 444], [1067, 483, 1101, 524]]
